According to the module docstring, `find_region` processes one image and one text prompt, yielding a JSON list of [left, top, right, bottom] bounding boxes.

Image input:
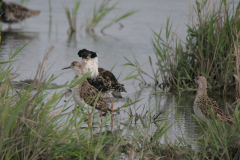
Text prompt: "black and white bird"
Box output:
[[0, 0, 40, 24], [77, 49, 127, 99], [78, 49, 126, 114]]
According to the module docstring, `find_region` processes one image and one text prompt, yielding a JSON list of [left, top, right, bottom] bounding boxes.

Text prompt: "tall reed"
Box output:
[[85, 0, 137, 33]]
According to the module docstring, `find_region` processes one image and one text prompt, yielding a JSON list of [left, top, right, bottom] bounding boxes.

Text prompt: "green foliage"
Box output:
[[85, 0, 137, 33], [152, 0, 240, 93], [122, 54, 161, 86]]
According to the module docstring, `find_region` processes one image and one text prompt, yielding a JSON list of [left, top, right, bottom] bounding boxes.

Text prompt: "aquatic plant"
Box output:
[[152, 0, 240, 93], [64, 0, 81, 34], [85, 0, 137, 33], [122, 53, 162, 91]]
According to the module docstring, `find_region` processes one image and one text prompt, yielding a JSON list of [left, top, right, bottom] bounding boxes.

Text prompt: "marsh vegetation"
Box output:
[[151, 0, 240, 94], [1, 0, 240, 159], [63, 0, 137, 34]]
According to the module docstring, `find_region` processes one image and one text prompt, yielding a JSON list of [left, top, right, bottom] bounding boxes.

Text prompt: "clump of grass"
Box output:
[[64, 0, 81, 34], [0, 45, 76, 159], [152, 0, 240, 93], [85, 0, 137, 33]]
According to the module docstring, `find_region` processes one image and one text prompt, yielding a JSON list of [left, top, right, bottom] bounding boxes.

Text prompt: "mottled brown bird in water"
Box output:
[[0, 0, 40, 23], [62, 61, 112, 113], [193, 76, 234, 124]]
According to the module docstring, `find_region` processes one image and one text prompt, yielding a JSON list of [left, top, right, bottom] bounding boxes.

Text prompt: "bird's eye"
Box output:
[[86, 57, 89, 60], [196, 78, 199, 80]]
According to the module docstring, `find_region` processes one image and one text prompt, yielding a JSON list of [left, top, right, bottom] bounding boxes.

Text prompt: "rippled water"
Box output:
[[0, 0, 238, 145]]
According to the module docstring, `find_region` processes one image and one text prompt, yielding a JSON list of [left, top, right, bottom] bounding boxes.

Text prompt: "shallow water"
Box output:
[[0, 0, 238, 146]]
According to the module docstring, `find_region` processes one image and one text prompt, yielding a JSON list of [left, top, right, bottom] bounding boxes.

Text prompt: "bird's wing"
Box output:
[[197, 96, 233, 123], [6, 3, 40, 21], [98, 68, 126, 92], [80, 80, 110, 112], [87, 75, 108, 92]]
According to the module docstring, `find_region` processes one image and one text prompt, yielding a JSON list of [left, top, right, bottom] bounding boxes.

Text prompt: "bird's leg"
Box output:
[[110, 96, 114, 113], [110, 96, 114, 130], [88, 110, 90, 127], [100, 111, 102, 123]]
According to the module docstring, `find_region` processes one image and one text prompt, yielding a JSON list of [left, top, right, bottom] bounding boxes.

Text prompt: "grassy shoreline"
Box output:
[[1, 46, 240, 159]]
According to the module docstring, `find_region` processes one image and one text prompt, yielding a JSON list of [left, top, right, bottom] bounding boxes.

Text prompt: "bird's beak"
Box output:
[[82, 60, 86, 67], [62, 66, 71, 70]]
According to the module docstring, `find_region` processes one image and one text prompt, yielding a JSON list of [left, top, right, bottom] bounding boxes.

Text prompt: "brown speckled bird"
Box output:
[[62, 61, 111, 114], [0, 0, 40, 24], [193, 76, 234, 124]]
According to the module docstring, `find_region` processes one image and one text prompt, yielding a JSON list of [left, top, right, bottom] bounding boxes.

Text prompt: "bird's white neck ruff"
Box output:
[[83, 57, 99, 79]]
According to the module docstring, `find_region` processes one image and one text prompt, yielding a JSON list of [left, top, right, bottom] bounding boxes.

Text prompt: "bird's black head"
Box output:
[[78, 49, 97, 59]]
